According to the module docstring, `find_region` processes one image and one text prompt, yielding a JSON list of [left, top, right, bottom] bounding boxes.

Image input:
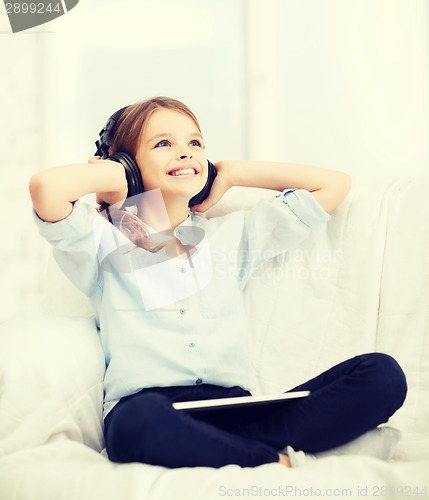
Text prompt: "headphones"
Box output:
[[94, 106, 217, 207]]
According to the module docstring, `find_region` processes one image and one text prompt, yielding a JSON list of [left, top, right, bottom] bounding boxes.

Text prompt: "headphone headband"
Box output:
[[95, 106, 129, 157]]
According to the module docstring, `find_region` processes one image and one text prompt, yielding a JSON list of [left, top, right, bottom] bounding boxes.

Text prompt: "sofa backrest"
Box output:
[[41, 178, 429, 449]]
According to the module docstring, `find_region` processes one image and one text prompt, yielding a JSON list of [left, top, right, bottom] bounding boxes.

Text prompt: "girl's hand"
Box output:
[[88, 156, 128, 206], [191, 160, 233, 213]]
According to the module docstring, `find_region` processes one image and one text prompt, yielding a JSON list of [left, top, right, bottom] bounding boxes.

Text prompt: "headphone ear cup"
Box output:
[[189, 160, 217, 207], [108, 152, 144, 199]]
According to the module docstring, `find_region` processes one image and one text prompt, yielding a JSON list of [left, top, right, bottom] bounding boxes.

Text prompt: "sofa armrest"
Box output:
[[0, 316, 105, 457]]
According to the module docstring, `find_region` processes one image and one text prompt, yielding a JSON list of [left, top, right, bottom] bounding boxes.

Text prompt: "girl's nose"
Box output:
[[178, 142, 194, 160]]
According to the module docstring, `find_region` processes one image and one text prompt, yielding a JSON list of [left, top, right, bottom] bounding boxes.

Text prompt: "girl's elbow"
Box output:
[[29, 173, 45, 204], [29, 173, 67, 222], [315, 173, 352, 213], [329, 173, 352, 212], [339, 172, 352, 200]]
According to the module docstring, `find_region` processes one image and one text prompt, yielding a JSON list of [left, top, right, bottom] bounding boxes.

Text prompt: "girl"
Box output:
[[29, 96, 407, 469]]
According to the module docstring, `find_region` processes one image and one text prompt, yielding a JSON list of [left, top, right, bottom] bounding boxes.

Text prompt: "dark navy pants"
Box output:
[[104, 353, 407, 468]]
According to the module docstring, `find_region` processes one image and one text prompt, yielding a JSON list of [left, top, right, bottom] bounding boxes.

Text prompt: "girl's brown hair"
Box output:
[[98, 96, 201, 253]]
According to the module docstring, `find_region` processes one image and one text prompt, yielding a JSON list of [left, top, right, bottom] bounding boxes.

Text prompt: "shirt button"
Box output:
[[179, 309, 186, 315], [195, 378, 203, 385], [177, 229, 183, 235], [180, 267, 186, 273], [189, 342, 195, 347]]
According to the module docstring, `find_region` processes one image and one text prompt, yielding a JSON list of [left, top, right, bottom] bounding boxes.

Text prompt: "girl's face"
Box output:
[[135, 108, 208, 201]]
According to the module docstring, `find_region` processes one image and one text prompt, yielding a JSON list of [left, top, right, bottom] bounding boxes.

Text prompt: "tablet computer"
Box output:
[[172, 390, 310, 411]]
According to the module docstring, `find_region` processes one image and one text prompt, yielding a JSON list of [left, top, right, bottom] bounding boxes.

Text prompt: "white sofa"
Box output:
[[0, 177, 428, 500]]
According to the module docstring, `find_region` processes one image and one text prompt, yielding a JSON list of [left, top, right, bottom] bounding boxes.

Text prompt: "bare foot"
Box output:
[[278, 453, 291, 467]]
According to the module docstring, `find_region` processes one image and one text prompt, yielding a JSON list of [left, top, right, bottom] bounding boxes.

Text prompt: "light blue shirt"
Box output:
[[33, 189, 331, 418]]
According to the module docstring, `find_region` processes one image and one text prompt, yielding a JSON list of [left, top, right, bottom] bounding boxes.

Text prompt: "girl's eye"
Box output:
[[190, 139, 202, 147], [156, 140, 170, 148]]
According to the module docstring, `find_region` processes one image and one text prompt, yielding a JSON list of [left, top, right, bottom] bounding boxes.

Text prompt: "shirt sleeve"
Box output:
[[32, 200, 104, 298], [238, 188, 331, 289]]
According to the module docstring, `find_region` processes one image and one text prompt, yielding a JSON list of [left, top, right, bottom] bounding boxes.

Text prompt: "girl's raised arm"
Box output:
[[193, 161, 352, 214], [29, 158, 127, 223]]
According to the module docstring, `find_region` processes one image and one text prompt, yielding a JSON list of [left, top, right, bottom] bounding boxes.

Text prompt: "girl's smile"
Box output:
[[167, 166, 200, 176]]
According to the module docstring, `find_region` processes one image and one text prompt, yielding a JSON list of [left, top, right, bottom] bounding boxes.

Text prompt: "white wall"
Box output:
[[247, 0, 429, 176], [0, 34, 48, 323], [0, 0, 428, 322]]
